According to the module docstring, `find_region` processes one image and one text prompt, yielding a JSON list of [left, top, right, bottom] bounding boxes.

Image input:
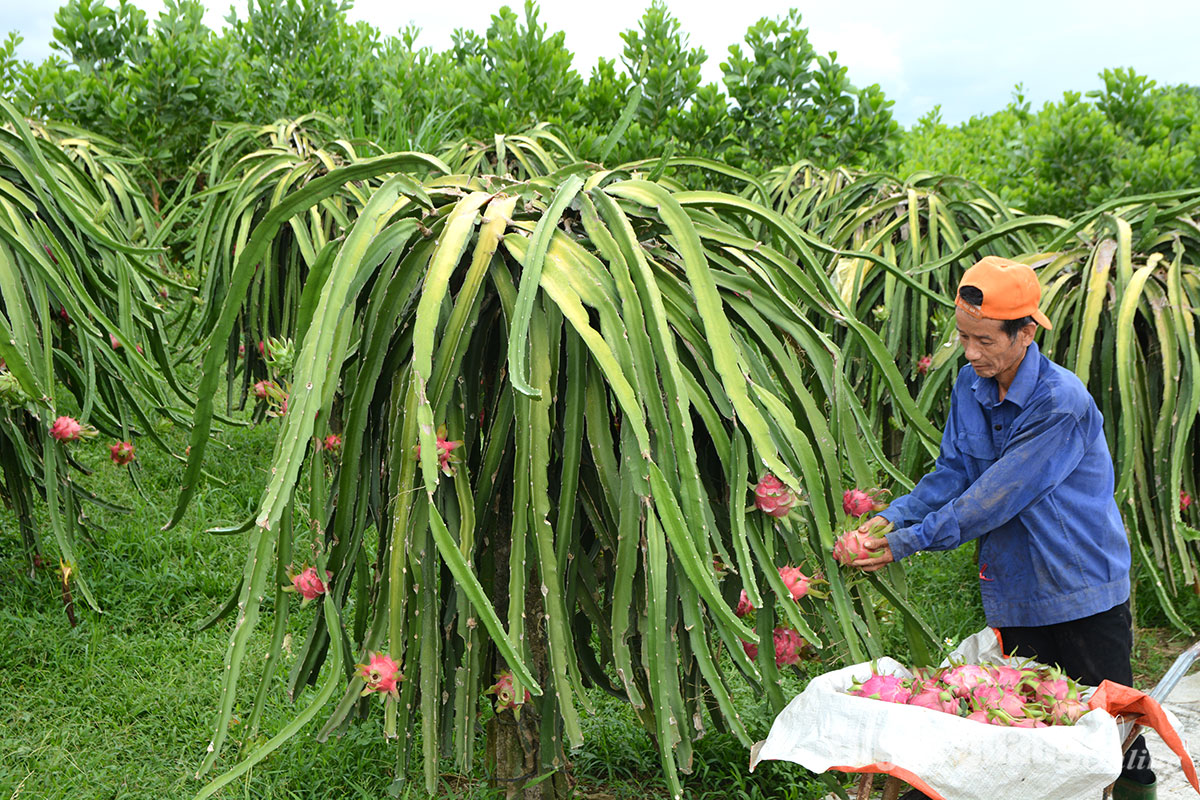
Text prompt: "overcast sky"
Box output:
[[3, 0, 1198, 126]]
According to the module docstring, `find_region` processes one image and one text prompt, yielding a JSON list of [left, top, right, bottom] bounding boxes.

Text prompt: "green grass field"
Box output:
[[1, 412, 1182, 799]]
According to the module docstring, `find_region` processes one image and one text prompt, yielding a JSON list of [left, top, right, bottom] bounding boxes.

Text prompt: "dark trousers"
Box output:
[[998, 599, 1154, 784]]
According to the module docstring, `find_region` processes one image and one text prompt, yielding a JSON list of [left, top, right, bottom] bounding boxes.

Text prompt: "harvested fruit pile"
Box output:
[[846, 662, 1089, 727]]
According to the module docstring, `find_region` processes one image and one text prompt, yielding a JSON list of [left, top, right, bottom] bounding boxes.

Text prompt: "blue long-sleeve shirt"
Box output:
[[880, 341, 1130, 627]]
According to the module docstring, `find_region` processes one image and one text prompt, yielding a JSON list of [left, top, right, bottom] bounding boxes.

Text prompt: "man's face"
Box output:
[[955, 307, 1034, 380]]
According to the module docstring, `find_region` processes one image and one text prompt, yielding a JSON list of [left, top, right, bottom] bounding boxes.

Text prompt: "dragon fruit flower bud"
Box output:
[[356, 652, 402, 699], [754, 473, 799, 518], [110, 440, 135, 465]]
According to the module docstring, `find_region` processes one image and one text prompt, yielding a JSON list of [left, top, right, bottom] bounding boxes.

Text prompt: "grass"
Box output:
[[0, 409, 1190, 799]]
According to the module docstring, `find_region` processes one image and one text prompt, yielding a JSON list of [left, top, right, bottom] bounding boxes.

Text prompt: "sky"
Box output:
[[3, 0, 1199, 126]]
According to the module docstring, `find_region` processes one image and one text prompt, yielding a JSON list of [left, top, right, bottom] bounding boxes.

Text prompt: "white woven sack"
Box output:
[[750, 628, 1123, 800]]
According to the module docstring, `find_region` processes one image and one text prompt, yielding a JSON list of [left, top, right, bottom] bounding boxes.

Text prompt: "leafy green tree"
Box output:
[[451, 1, 583, 138], [721, 10, 897, 169], [620, 0, 705, 133]]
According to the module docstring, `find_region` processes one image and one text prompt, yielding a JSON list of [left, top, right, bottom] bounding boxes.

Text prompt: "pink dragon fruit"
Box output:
[[987, 664, 1030, 692], [842, 487, 889, 517], [832, 529, 881, 565], [1009, 717, 1050, 728], [741, 640, 758, 660], [323, 433, 342, 454], [109, 333, 122, 350], [109, 440, 135, 465], [49, 416, 82, 441], [1182, 490, 1193, 511], [917, 355, 932, 375], [773, 627, 806, 667], [778, 566, 811, 601], [850, 673, 912, 704], [907, 684, 962, 715], [964, 709, 992, 724], [735, 590, 755, 618], [1046, 696, 1088, 725], [357, 652, 402, 699], [938, 664, 997, 698], [754, 473, 798, 518], [1031, 668, 1077, 704], [252, 379, 273, 399], [487, 670, 532, 719], [286, 566, 331, 604]]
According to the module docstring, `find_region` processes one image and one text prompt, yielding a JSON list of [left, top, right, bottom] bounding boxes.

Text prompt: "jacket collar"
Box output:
[[971, 340, 1041, 408]]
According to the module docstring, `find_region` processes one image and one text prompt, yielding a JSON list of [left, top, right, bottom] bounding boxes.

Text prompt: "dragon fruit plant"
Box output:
[[0, 107, 181, 616], [178, 146, 943, 800]]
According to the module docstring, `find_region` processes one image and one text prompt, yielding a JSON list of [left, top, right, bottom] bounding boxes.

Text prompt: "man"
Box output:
[[851, 256, 1156, 800]]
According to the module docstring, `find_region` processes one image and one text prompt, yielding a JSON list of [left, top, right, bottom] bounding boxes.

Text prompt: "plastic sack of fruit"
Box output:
[[749, 628, 1185, 800]]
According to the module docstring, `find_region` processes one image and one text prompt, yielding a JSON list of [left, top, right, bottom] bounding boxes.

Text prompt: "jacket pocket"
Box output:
[[957, 432, 995, 459]]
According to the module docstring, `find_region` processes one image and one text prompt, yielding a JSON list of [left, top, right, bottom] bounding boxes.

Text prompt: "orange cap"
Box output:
[[956, 256, 1053, 330]]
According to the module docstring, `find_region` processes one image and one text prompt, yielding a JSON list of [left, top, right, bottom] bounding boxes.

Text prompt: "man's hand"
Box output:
[[851, 515, 895, 571], [851, 537, 894, 571], [856, 515, 889, 536]]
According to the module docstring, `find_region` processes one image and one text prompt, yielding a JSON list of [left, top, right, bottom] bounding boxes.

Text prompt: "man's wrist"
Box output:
[[885, 528, 918, 562]]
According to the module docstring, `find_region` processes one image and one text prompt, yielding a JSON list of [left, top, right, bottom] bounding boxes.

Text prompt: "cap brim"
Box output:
[[1033, 309, 1053, 331]]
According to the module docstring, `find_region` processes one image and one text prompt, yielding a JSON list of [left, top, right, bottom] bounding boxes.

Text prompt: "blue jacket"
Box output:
[[880, 341, 1130, 627]]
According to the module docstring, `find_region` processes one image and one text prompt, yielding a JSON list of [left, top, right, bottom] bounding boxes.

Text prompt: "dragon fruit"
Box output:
[[850, 672, 912, 704], [487, 670, 532, 719], [777, 566, 811, 600], [842, 487, 889, 517], [356, 652, 402, 699], [908, 684, 962, 715], [109, 440, 135, 465], [832, 529, 881, 565], [741, 640, 758, 660], [49, 416, 82, 441], [773, 627, 806, 667], [754, 473, 799, 518], [735, 590, 755, 618], [938, 664, 997, 698], [323, 433, 342, 454], [917, 355, 932, 375], [109, 333, 122, 350], [286, 566, 331, 604], [1182, 490, 1193, 511], [1046, 696, 1089, 725]]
